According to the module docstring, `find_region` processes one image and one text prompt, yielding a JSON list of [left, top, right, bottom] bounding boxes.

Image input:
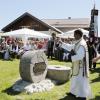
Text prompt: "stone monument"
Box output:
[[13, 50, 54, 93], [19, 50, 48, 83], [13, 50, 71, 93]]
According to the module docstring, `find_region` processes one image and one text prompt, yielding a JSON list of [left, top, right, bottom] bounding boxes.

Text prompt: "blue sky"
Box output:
[[0, 0, 100, 36]]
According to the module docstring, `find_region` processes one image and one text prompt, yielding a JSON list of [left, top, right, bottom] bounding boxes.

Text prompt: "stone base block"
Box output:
[[47, 65, 71, 84]]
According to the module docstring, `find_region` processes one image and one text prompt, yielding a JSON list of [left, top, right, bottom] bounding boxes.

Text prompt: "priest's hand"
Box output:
[[70, 49, 76, 56]]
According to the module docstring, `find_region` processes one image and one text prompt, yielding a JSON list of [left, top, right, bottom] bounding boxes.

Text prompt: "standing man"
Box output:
[[47, 33, 56, 59], [87, 38, 97, 70], [61, 29, 93, 100]]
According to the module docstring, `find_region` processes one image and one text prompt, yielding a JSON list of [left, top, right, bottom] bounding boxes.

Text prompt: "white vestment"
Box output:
[[61, 38, 93, 99]]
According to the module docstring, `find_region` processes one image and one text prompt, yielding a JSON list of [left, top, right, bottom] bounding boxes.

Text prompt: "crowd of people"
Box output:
[[46, 33, 74, 61], [0, 37, 48, 60], [1, 33, 100, 65]]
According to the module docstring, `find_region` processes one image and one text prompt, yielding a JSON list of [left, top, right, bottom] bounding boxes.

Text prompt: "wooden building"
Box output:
[[1, 12, 90, 34], [2, 12, 62, 34]]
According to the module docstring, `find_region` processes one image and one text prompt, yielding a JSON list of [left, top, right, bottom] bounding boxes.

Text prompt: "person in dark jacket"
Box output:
[[87, 37, 97, 70], [47, 33, 56, 59]]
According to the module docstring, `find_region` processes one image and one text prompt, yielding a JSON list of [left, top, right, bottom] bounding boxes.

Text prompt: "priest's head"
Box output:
[[74, 29, 83, 40]]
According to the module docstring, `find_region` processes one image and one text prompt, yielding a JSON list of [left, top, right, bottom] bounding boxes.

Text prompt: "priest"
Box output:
[[60, 29, 93, 100]]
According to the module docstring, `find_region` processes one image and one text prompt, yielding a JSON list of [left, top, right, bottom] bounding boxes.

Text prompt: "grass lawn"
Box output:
[[0, 59, 100, 100]]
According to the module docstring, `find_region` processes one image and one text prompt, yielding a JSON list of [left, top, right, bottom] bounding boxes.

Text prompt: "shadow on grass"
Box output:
[[90, 67, 100, 74], [90, 96, 100, 100], [90, 67, 100, 83], [59, 96, 77, 100], [59, 93, 78, 100], [2, 86, 21, 95], [91, 75, 100, 83], [94, 96, 100, 100], [1, 58, 14, 61], [59, 95, 100, 100]]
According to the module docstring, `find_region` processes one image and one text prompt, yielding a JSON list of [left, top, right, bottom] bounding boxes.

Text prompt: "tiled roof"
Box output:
[[42, 18, 90, 28]]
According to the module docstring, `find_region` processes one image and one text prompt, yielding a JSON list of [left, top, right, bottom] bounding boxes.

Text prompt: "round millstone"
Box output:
[[47, 65, 71, 84], [19, 50, 48, 83]]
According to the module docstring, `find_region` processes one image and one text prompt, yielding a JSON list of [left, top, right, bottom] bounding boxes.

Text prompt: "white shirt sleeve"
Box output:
[[61, 42, 74, 51], [71, 45, 85, 62]]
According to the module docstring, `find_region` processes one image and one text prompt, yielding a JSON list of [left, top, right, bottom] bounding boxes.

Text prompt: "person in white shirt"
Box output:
[[23, 41, 32, 51], [60, 29, 93, 100]]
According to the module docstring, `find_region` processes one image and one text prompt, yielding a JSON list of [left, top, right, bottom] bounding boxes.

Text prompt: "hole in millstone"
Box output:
[[33, 62, 46, 75]]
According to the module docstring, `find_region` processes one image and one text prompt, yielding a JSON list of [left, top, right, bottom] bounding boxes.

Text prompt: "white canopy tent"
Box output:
[[57, 28, 89, 38], [1, 28, 51, 44], [1, 28, 51, 39]]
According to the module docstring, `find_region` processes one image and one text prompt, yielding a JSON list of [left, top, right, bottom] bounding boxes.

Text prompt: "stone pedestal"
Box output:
[[12, 79, 54, 93], [47, 65, 71, 84], [19, 50, 48, 83]]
